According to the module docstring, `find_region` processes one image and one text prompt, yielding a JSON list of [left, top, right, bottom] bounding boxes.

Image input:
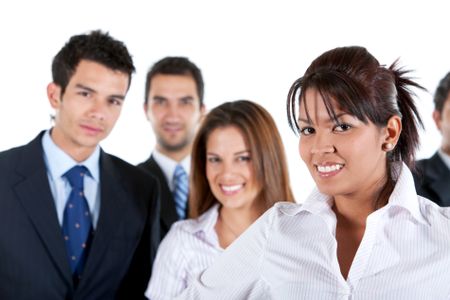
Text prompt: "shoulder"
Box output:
[[417, 196, 450, 228], [157, 219, 202, 256], [103, 152, 158, 185], [273, 201, 303, 215], [0, 144, 23, 167]]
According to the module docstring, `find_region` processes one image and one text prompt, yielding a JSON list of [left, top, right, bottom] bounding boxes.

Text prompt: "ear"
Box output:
[[432, 110, 442, 132], [47, 83, 62, 109], [143, 102, 150, 121], [199, 104, 207, 123], [382, 115, 402, 151], [200, 104, 206, 116]]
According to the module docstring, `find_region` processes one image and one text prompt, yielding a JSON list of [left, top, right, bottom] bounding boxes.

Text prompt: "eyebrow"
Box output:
[[75, 83, 126, 100], [206, 150, 250, 156]]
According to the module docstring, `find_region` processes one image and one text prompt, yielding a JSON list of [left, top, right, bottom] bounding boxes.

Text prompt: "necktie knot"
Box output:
[[64, 166, 89, 189], [174, 164, 187, 183]]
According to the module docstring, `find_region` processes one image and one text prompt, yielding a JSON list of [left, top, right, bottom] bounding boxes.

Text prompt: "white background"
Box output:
[[0, 0, 448, 202]]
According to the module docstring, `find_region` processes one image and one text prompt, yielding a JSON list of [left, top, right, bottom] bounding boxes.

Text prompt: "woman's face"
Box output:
[[206, 126, 260, 210], [298, 88, 388, 199]]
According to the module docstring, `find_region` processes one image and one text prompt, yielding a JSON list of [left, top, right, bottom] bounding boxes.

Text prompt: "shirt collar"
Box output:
[[42, 129, 100, 182], [178, 204, 221, 249], [152, 148, 191, 189], [184, 204, 220, 236], [385, 162, 428, 225]]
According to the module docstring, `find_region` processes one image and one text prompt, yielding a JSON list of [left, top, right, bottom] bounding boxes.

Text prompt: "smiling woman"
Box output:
[[175, 46, 450, 299], [145, 100, 294, 300]]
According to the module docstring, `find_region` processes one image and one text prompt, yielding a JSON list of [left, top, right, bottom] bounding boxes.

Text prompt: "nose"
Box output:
[[310, 133, 336, 154], [220, 160, 237, 180], [165, 101, 180, 119], [88, 99, 107, 121]]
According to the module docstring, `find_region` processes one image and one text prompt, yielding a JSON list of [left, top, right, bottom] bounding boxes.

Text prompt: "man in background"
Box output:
[[414, 72, 450, 206], [138, 57, 205, 238], [0, 30, 159, 299]]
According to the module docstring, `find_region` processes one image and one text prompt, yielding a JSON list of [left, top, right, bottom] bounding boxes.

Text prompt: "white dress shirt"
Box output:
[[146, 204, 223, 300], [42, 130, 101, 228], [177, 163, 450, 299]]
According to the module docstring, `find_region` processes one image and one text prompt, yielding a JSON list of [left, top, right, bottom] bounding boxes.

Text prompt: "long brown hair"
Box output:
[[189, 100, 294, 218]]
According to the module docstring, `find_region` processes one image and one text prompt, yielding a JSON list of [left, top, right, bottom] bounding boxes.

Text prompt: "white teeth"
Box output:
[[317, 164, 343, 173], [221, 184, 243, 192]]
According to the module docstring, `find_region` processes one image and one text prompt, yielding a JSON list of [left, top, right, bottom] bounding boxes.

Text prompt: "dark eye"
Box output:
[[334, 123, 352, 132], [299, 127, 315, 136], [237, 155, 251, 162], [180, 98, 193, 105], [207, 156, 220, 163], [78, 91, 90, 97], [153, 98, 166, 105], [109, 98, 123, 106]]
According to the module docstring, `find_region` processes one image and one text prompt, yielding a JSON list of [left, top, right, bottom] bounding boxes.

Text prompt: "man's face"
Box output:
[[48, 59, 129, 161], [145, 74, 204, 157], [434, 94, 450, 155]]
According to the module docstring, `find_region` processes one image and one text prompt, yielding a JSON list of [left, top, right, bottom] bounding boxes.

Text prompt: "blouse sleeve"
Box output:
[[175, 207, 277, 300], [146, 222, 189, 300]]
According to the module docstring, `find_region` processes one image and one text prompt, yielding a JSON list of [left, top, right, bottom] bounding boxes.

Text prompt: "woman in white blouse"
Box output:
[[177, 46, 450, 299], [146, 100, 294, 299]]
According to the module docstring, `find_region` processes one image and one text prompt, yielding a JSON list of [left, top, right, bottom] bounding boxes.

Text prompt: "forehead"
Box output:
[[299, 88, 343, 120], [149, 74, 198, 96], [207, 126, 247, 150], [68, 60, 129, 91]]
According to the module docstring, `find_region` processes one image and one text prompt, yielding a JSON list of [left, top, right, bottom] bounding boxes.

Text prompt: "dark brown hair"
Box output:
[[286, 46, 424, 207], [144, 56, 204, 105], [287, 46, 424, 169], [52, 30, 135, 96], [190, 100, 294, 218], [434, 72, 450, 113]]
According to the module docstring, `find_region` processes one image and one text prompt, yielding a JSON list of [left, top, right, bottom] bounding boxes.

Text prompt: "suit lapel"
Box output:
[[81, 152, 128, 281], [145, 156, 179, 229], [426, 153, 450, 206], [13, 133, 72, 286]]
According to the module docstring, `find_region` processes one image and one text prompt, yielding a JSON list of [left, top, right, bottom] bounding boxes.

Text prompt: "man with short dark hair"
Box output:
[[0, 30, 160, 299], [414, 72, 450, 206], [138, 57, 205, 239]]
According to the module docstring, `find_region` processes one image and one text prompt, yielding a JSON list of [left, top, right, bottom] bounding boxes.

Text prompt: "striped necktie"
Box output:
[[173, 164, 188, 219]]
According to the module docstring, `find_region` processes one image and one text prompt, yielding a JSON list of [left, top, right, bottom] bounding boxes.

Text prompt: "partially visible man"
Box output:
[[0, 30, 159, 299], [138, 57, 205, 238], [414, 72, 450, 206]]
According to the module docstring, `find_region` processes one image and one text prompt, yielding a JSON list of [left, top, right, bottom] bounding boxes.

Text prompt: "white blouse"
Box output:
[[177, 163, 450, 299], [146, 204, 223, 300]]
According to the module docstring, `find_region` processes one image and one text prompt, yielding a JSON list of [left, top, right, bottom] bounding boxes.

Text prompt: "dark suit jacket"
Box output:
[[0, 132, 160, 300], [138, 155, 187, 239], [413, 151, 450, 207]]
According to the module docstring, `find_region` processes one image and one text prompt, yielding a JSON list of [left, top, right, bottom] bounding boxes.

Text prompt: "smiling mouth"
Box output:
[[316, 164, 343, 173], [220, 184, 244, 194], [314, 163, 344, 178]]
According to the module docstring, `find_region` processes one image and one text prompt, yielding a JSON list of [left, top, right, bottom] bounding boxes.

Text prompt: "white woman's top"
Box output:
[[146, 204, 223, 300], [177, 163, 450, 299]]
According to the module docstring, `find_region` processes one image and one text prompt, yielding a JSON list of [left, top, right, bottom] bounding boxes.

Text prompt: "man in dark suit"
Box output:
[[414, 72, 450, 206], [138, 57, 205, 238], [0, 30, 159, 299]]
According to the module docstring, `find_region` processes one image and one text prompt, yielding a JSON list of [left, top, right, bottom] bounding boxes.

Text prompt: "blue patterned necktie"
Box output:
[[173, 164, 188, 219], [62, 165, 93, 280]]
